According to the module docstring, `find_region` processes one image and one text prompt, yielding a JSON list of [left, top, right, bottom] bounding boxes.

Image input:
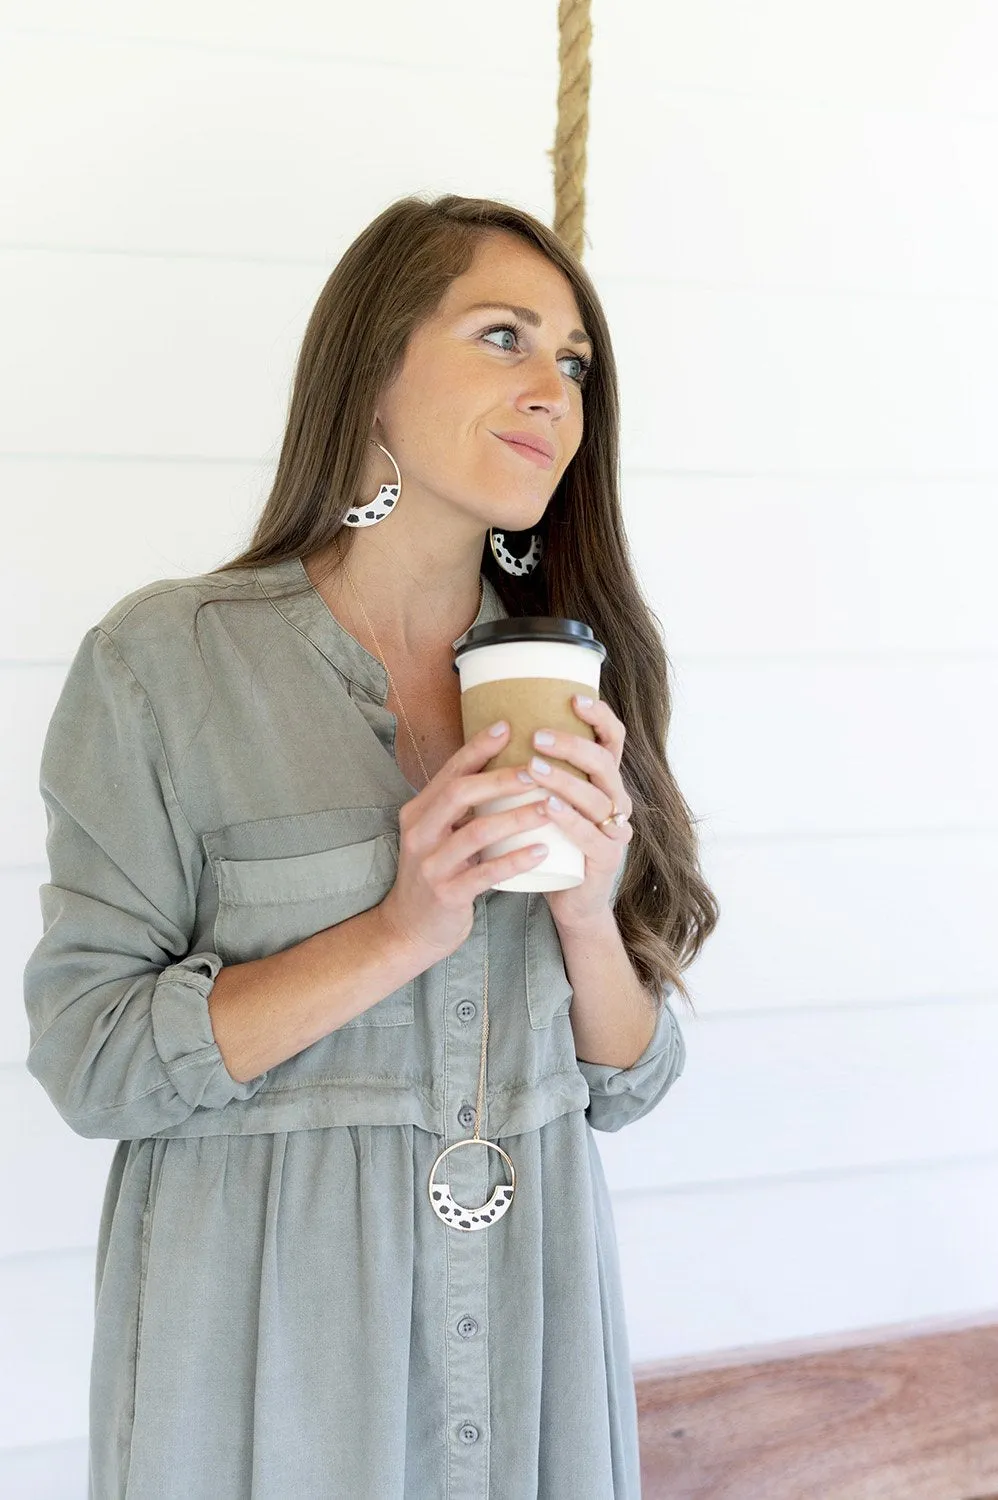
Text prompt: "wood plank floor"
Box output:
[[634, 1312, 998, 1498]]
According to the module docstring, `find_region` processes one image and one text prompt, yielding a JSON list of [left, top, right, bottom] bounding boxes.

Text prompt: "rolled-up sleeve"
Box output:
[[22, 625, 268, 1140], [577, 989, 686, 1133]]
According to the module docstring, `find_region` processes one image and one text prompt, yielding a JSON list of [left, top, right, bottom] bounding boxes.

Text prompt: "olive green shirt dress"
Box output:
[[22, 556, 687, 1499]]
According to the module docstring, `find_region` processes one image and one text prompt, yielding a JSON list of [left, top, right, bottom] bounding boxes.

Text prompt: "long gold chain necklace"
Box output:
[[333, 537, 517, 1232]]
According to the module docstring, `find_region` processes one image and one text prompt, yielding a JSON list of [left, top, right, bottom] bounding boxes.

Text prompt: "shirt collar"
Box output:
[[253, 553, 508, 699]]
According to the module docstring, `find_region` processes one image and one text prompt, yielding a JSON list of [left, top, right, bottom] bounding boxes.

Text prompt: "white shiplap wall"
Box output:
[[2, 1, 997, 1489]]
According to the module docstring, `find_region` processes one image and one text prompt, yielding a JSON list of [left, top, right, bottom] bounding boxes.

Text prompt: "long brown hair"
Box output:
[[199, 192, 718, 1011]]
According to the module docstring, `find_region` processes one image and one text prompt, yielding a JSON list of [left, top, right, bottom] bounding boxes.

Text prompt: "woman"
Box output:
[[24, 194, 718, 1498]]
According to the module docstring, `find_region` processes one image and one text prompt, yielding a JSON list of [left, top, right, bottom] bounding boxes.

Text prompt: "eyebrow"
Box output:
[[463, 301, 592, 349]]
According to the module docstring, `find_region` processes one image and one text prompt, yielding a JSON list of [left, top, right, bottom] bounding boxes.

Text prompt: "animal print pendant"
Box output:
[[428, 1138, 516, 1232]]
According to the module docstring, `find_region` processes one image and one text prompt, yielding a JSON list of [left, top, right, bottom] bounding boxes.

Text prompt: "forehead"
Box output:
[[439, 233, 586, 328]]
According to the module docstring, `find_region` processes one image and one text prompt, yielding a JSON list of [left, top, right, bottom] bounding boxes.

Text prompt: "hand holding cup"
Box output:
[[377, 722, 551, 961]]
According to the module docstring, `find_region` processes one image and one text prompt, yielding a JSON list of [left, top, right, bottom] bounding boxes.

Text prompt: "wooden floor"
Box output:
[[634, 1311, 998, 1499]]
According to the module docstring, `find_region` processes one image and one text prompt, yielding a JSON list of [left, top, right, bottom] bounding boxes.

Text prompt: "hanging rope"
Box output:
[[549, 0, 592, 259]]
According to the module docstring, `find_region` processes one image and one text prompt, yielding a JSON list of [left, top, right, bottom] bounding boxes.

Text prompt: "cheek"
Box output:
[[404, 361, 484, 436], [393, 403, 475, 482], [383, 382, 452, 462]]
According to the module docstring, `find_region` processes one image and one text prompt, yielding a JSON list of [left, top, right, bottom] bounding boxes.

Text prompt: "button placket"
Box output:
[[442, 898, 491, 1492]]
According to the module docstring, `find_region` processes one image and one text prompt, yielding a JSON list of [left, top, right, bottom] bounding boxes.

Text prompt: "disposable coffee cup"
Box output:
[[452, 615, 609, 892]]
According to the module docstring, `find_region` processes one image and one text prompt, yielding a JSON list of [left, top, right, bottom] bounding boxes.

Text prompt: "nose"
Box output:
[[518, 355, 572, 418]]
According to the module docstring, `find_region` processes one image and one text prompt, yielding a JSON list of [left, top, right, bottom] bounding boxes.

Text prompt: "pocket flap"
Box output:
[[216, 834, 397, 907]]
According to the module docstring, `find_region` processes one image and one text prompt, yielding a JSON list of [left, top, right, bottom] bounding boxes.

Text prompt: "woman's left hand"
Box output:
[[528, 694, 634, 933]]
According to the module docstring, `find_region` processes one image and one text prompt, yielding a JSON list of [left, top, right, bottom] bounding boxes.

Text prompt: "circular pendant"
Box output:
[[428, 1138, 516, 1232]]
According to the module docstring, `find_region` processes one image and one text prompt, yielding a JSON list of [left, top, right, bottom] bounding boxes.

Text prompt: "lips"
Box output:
[[492, 431, 556, 468]]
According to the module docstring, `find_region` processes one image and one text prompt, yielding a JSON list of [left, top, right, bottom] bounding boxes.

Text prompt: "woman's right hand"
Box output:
[[377, 722, 552, 960]]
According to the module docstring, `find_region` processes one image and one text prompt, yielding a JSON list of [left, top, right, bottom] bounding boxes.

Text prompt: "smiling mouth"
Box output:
[[494, 435, 555, 469]]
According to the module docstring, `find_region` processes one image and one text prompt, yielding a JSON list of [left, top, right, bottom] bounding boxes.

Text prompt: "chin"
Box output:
[[488, 486, 551, 524], [489, 512, 547, 537]]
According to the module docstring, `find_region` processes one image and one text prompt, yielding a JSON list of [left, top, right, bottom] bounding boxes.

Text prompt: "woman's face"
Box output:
[[372, 231, 590, 534]]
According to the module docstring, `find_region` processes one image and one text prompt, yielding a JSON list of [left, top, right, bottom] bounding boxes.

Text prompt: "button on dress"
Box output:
[[23, 557, 687, 1499]]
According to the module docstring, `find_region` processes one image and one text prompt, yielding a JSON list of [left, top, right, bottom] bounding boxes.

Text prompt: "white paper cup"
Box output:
[[453, 615, 608, 892]]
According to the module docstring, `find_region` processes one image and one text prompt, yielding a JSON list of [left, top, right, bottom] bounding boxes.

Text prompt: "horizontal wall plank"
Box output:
[[613, 1155, 998, 1363], [0, 1250, 94, 1449], [1, 867, 46, 1062], [592, 997, 998, 1190], [601, 0, 998, 114], [667, 657, 998, 839], [5, 2, 995, 116], [0, 1436, 87, 1499], [0, 251, 334, 458], [625, 476, 998, 657], [2, 664, 64, 864], [588, 95, 998, 298], [5, 20, 998, 296], [0, 4, 555, 78], [2, 1075, 115, 1256], [690, 830, 998, 1013], [604, 280, 998, 475], [0, 32, 554, 262]]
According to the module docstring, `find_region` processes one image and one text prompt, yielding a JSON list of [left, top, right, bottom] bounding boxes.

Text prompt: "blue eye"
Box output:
[[481, 321, 591, 387], [484, 325, 518, 353]]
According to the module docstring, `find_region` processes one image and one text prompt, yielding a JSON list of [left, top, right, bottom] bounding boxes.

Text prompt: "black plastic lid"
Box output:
[[452, 616, 608, 675]]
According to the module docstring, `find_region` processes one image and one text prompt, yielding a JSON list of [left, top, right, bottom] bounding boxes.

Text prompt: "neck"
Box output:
[[304, 537, 485, 661]]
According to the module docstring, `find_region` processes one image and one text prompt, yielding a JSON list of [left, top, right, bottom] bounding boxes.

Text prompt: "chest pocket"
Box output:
[[204, 810, 414, 1028]]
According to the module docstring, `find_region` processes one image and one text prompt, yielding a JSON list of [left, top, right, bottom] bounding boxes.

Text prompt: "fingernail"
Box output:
[[547, 794, 564, 810], [529, 756, 551, 776], [534, 729, 555, 746], [488, 720, 508, 736], [576, 695, 593, 707]]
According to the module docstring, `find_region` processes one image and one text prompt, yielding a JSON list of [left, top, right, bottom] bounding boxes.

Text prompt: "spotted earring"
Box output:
[[342, 440, 400, 528], [343, 439, 542, 577], [489, 527, 544, 576]]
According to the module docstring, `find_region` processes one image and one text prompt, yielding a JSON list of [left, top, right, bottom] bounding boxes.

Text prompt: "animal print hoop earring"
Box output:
[[342, 440, 400, 528], [343, 439, 543, 579], [488, 526, 544, 576]]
